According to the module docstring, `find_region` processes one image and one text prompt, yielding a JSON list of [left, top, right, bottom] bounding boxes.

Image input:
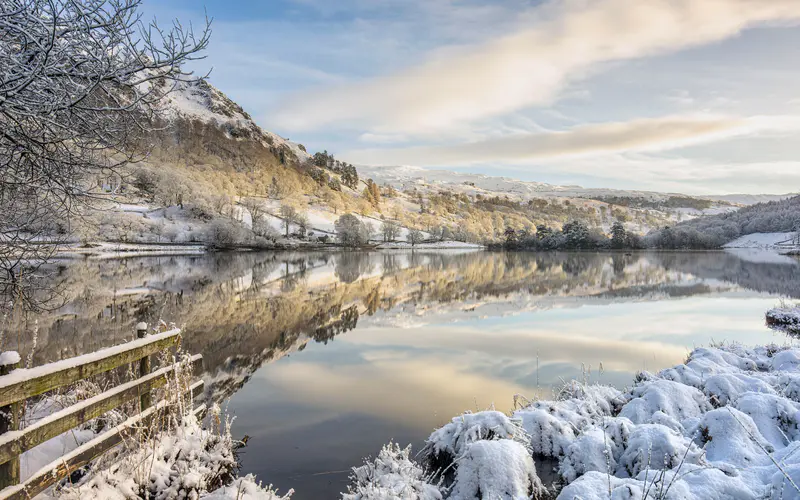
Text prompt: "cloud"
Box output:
[[340, 115, 760, 165], [271, 0, 800, 135]]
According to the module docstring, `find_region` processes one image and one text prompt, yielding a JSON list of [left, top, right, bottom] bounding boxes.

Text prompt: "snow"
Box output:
[[202, 475, 293, 500], [59, 242, 207, 259], [56, 409, 243, 500], [163, 79, 310, 164], [723, 232, 797, 249], [423, 411, 530, 461], [343, 343, 800, 499], [704, 193, 797, 205], [355, 165, 774, 211], [0, 350, 21, 366]]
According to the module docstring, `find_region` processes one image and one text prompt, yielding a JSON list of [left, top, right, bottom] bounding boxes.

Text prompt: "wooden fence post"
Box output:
[[136, 323, 152, 411], [0, 359, 21, 489]]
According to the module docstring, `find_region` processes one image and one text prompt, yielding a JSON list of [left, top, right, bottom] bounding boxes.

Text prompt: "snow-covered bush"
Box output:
[[514, 382, 623, 458], [206, 218, 250, 248], [618, 379, 711, 425], [343, 443, 442, 500], [558, 417, 635, 483], [449, 440, 545, 500], [423, 411, 530, 472], [617, 424, 704, 477]]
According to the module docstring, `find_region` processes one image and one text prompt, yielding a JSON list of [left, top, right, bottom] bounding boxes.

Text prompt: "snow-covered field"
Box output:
[[723, 232, 797, 250], [344, 343, 800, 499]]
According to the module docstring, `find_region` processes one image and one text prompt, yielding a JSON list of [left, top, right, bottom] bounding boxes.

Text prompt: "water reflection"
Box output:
[[5, 250, 799, 498]]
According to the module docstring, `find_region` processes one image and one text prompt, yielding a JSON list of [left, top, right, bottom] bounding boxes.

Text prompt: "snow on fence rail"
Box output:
[[0, 326, 204, 499]]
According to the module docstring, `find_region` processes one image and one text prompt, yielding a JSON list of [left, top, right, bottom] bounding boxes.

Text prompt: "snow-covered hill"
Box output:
[[161, 78, 311, 164], [702, 193, 797, 205], [355, 164, 770, 210]]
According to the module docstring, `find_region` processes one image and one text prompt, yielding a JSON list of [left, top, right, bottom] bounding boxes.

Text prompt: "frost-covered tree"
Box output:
[[0, 0, 210, 310], [408, 228, 424, 246], [335, 214, 370, 247], [381, 220, 400, 242]]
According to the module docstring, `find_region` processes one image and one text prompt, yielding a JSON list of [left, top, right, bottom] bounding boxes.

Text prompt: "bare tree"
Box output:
[[408, 228, 424, 247], [0, 0, 211, 311], [279, 205, 298, 238], [241, 198, 265, 227], [381, 220, 400, 242]]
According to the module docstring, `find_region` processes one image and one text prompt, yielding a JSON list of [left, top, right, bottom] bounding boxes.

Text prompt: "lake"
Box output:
[[7, 249, 800, 498]]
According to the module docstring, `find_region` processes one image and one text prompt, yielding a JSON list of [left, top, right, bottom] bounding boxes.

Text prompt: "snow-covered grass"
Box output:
[[343, 342, 800, 499], [56, 405, 291, 500], [767, 304, 800, 334]]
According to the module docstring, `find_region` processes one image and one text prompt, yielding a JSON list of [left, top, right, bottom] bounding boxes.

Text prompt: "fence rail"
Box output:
[[0, 325, 204, 498], [0, 329, 182, 409]]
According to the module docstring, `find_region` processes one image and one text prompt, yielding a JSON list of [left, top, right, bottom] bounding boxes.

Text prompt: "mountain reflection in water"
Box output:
[[6, 250, 799, 498]]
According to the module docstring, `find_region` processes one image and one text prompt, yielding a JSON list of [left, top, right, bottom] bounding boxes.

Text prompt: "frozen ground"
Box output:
[[343, 343, 800, 499]]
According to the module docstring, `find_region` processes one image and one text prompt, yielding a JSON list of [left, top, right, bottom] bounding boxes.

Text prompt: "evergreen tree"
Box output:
[[611, 221, 627, 249]]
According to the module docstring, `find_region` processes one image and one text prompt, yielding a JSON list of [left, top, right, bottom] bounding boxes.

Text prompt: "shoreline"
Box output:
[[53, 240, 487, 258]]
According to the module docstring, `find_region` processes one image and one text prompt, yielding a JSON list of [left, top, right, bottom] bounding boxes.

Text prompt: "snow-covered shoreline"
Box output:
[[343, 342, 800, 499], [56, 242, 208, 259], [54, 240, 487, 259]]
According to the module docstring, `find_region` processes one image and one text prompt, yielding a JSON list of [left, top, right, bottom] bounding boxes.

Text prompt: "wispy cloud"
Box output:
[[341, 114, 799, 166], [272, 0, 800, 135]]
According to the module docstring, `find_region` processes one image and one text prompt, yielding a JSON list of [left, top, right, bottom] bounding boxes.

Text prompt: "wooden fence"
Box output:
[[0, 325, 204, 500]]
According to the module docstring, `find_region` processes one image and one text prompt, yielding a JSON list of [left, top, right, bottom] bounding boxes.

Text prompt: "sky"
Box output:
[[142, 0, 800, 195]]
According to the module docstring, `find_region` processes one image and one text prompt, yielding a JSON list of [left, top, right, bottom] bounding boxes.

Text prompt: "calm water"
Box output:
[[8, 249, 800, 498]]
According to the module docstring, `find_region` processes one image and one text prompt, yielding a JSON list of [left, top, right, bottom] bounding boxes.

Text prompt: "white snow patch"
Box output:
[[723, 232, 797, 249], [0, 350, 21, 366]]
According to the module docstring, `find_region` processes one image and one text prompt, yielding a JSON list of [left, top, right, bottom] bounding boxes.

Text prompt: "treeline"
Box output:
[[502, 221, 643, 250], [590, 195, 713, 211], [645, 195, 800, 249], [501, 195, 800, 251]]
